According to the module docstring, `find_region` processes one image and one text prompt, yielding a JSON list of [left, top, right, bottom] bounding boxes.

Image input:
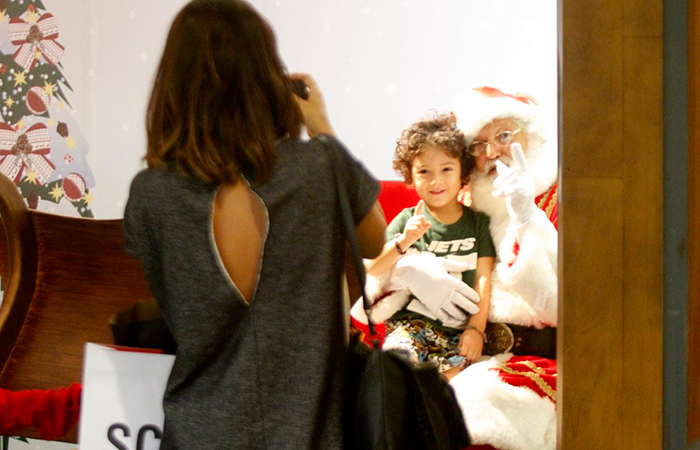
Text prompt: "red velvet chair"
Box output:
[[377, 180, 423, 222]]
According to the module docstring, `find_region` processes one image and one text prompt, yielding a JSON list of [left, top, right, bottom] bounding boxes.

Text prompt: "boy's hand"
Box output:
[[400, 200, 431, 249], [459, 328, 484, 363]]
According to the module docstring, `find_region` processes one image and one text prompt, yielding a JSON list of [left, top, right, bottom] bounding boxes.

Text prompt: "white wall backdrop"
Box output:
[[42, 0, 556, 219]]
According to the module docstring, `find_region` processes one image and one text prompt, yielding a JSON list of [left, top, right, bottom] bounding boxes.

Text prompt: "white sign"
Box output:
[[78, 343, 175, 450]]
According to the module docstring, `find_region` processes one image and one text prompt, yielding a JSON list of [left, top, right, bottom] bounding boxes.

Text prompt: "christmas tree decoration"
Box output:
[[9, 12, 64, 72], [0, 436, 29, 450], [61, 172, 85, 201], [0, 122, 53, 184], [26, 85, 49, 114], [56, 121, 67, 137], [0, 0, 95, 217]]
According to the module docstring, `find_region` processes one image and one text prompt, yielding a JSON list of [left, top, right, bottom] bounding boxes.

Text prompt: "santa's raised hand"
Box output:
[[492, 143, 536, 227]]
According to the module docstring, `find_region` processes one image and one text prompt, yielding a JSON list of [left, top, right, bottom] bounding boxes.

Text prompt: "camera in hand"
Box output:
[[291, 79, 309, 100]]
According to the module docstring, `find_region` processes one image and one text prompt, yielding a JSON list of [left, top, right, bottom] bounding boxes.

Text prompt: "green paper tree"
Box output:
[[0, 0, 94, 217]]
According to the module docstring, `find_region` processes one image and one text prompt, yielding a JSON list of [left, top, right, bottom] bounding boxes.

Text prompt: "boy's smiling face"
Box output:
[[409, 145, 463, 212]]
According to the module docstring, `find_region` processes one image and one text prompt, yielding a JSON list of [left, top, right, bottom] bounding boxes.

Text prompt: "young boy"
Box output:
[[366, 113, 495, 379]]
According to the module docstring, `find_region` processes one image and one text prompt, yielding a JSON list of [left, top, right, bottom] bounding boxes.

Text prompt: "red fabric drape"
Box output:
[[0, 383, 82, 441]]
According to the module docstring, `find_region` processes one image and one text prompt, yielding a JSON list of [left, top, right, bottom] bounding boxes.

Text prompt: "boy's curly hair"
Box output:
[[393, 113, 473, 185]]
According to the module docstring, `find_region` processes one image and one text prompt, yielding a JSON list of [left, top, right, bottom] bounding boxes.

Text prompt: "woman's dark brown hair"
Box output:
[[393, 113, 473, 185], [146, 0, 303, 184]]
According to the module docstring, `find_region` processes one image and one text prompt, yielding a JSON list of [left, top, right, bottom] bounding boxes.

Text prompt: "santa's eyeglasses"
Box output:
[[468, 129, 521, 157]]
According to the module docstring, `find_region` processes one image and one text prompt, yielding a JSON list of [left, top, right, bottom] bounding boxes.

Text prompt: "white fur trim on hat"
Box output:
[[452, 86, 543, 144]]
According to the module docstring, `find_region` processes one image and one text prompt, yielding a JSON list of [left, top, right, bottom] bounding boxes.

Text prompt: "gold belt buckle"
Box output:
[[484, 322, 514, 355]]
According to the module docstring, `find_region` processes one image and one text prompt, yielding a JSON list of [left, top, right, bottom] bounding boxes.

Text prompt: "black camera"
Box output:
[[291, 79, 309, 100]]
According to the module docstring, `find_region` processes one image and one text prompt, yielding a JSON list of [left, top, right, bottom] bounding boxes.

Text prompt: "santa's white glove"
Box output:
[[392, 253, 480, 328], [493, 143, 536, 227]]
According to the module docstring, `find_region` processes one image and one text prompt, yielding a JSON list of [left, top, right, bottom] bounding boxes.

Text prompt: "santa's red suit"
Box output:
[[449, 86, 558, 450], [350, 87, 559, 450]]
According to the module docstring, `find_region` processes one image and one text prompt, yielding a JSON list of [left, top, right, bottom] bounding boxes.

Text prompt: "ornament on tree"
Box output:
[[26, 85, 50, 114], [26, 192, 39, 209], [56, 121, 69, 137], [0, 122, 54, 184], [61, 172, 86, 201], [9, 12, 65, 72]]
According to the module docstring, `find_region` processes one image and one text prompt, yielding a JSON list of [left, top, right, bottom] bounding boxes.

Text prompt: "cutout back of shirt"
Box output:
[[212, 180, 268, 305]]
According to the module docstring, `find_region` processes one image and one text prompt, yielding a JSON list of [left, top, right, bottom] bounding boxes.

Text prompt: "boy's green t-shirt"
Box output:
[[385, 204, 496, 288]]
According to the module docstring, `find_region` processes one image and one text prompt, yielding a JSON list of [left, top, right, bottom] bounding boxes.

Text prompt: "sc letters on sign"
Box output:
[[108, 423, 163, 450], [79, 343, 175, 450]]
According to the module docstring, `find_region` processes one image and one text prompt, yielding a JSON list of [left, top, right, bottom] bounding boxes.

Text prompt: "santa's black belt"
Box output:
[[484, 322, 556, 359]]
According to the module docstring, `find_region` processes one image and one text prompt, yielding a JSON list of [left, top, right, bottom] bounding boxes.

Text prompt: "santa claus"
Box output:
[[448, 86, 559, 450], [350, 86, 559, 450], [455, 86, 558, 349]]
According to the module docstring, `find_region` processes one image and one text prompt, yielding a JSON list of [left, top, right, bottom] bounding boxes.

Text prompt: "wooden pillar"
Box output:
[[688, 0, 700, 442], [559, 0, 663, 448]]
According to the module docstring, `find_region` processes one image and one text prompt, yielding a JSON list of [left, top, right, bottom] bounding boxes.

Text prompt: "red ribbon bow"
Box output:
[[0, 122, 55, 185], [9, 13, 65, 72]]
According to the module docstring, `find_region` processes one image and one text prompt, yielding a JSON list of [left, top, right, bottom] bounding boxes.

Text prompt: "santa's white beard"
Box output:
[[471, 175, 505, 216], [471, 160, 511, 248], [470, 140, 557, 249]]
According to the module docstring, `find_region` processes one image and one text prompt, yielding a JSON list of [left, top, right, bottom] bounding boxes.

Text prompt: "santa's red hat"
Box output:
[[451, 86, 542, 142], [452, 86, 557, 195]]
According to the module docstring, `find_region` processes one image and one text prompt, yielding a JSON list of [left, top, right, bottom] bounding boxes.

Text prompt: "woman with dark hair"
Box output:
[[123, 0, 386, 448]]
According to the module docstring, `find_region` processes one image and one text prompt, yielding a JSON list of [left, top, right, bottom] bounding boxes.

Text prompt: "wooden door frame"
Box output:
[[662, 0, 691, 448], [558, 0, 670, 449], [687, 0, 700, 444]]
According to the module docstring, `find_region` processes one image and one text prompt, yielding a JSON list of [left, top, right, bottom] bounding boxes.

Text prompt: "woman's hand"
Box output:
[[289, 73, 335, 138], [458, 328, 484, 363]]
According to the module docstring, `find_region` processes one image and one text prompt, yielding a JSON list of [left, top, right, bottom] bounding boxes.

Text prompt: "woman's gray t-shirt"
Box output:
[[123, 136, 380, 449]]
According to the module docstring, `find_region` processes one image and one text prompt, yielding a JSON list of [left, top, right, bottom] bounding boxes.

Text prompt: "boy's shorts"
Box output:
[[383, 318, 466, 372]]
